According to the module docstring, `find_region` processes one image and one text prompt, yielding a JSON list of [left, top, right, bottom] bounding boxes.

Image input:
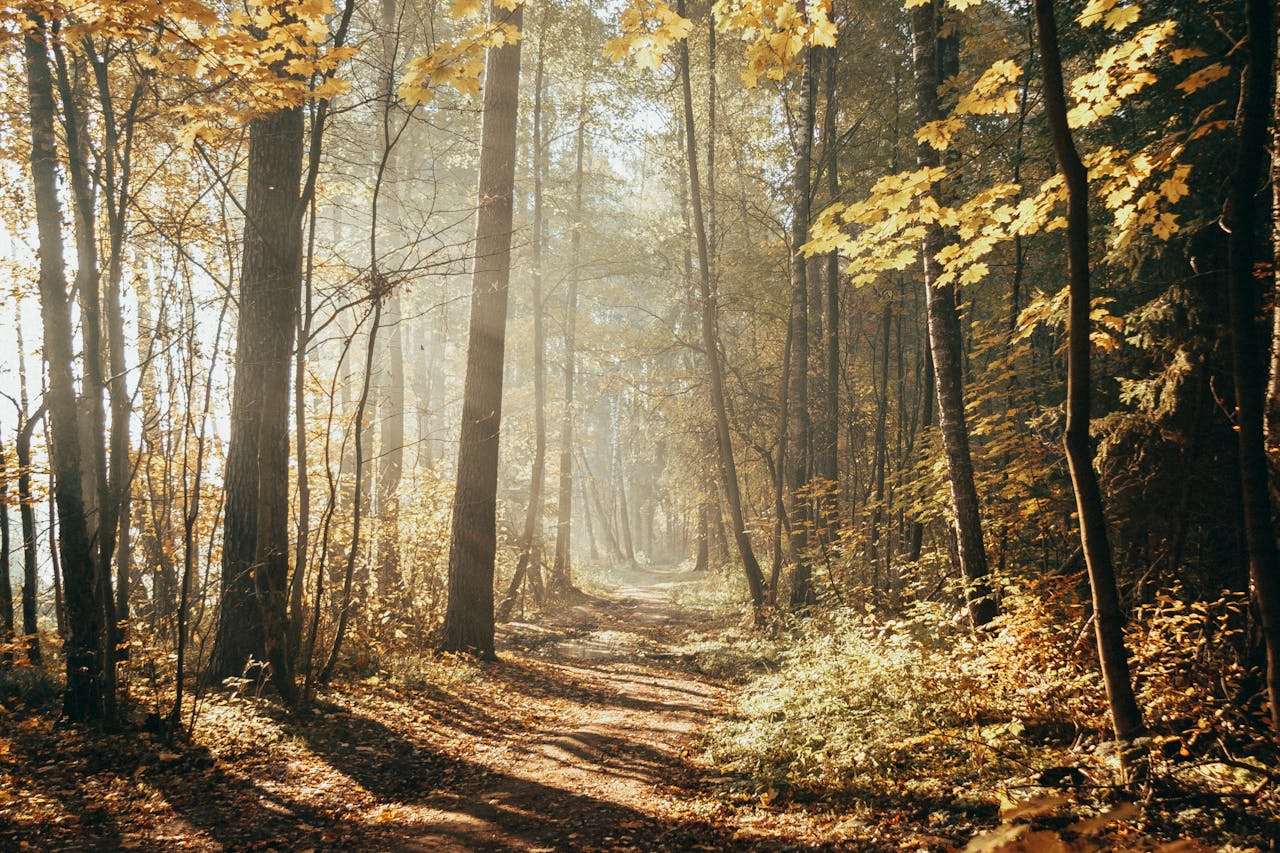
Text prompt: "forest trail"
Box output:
[[4, 565, 859, 852], [400, 563, 740, 851]]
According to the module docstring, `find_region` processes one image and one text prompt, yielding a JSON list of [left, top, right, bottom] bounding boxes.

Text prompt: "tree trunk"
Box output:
[[551, 85, 588, 595], [374, 0, 405, 603], [208, 103, 304, 707], [0, 441, 14, 665], [24, 14, 106, 722], [16, 412, 43, 665], [52, 40, 118, 720], [1034, 0, 1144, 742], [440, 0, 523, 658], [1221, 0, 1280, 733], [677, 0, 766, 613], [788, 27, 816, 609], [909, 0, 995, 628], [818, 42, 841, 539], [501, 14, 550, 623], [323, 301, 381, 683]]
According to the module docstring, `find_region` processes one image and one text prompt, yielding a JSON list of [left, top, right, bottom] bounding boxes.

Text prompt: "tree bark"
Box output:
[[24, 14, 107, 722], [501, 15, 550, 622], [0, 440, 14, 665], [374, 0, 405, 602], [16, 410, 43, 665], [818, 42, 841, 540], [1221, 0, 1280, 733], [788, 25, 816, 609], [909, 0, 995, 627], [551, 84, 588, 595], [1034, 0, 1144, 742], [440, 0, 523, 658], [677, 0, 766, 613], [207, 104, 304, 707]]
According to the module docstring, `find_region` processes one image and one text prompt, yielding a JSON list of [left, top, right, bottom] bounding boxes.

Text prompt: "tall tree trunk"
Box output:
[[13, 317, 42, 665], [323, 301, 381, 682], [677, 0, 766, 613], [788, 26, 816, 609], [1266, 25, 1280, 463], [24, 14, 106, 722], [909, 0, 995, 628], [208, 103, 304, 707], [0, 441, 14, 665], [551, 85, 588, 594], [440, 0, 523, 658], [818, 42, 841, 538], [1221, 0, 1280, 733], [52, 40, 118, 720], [83, 43, 139, 657], [871, 298, 892, 581], [1034, 0, 1144, 742], [16, 411, 43, 665], [500, 13, 550, 624], [375, 0, 405, 602]]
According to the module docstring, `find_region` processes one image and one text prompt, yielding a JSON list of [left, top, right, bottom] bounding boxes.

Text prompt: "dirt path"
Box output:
[[398, 564, 766, 851], [2, 566, 850, 851]]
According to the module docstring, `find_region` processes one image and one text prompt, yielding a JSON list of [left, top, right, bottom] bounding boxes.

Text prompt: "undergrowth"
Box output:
[[700, 578, 1280, 849]]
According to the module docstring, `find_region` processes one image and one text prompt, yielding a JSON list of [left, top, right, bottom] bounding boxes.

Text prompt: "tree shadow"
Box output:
[[285, 703, 840, 851]]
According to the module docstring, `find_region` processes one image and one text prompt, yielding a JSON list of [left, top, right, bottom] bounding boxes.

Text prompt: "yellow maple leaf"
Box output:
[[1176, 63, 1230, 95], [1103, 3, 1140, 30]]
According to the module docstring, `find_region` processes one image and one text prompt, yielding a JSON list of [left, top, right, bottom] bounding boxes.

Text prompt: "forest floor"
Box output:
[[3, 564, 1256, 851], [0, 564, 899, 852]]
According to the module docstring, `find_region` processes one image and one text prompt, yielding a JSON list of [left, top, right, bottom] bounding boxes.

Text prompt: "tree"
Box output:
[[787, 13, 817, 609], [206, 98, 305, 705], [441, 0, 524, 659], [550, 82, 587, 596], [23, 12, 109, 723], [1033, 0, 1144, 744], [501, 14, 551, 621], [1221, 0, 1280, 732], [908, 0, 995, 628], [676, 0, 768, 613]]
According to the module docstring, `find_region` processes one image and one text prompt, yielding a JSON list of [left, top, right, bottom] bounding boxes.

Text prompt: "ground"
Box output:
[[0, 565, 874, 852], [5, 567, 1257, 851]]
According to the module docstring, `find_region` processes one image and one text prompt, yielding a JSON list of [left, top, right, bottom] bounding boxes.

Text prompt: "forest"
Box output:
[[0, 0, 1278, 849]]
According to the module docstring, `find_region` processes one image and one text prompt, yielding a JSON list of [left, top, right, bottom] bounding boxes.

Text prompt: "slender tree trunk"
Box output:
[[16, 413, 42, 665], [1266, 30, 1280, 463], [501, 17, 550, 622], [323, 302, 381, 682], [374, 0, 405, 603], [909, 0, 995, 627], [52, 41, 118, 721], [440, 0, 523, 658], [871, 299, 892, 580], [677, 0, 766, 613], [818, 42, 841, 535], [788, 27, 817, 609], [1220, 0, 1280, 733], [616, 444, 636, 564], [1034, 0, 1144, 742], [1, 441, 14, 665], [24, 14, 106, 722], [172, 291, 229, 727], [551, 85, 588, 595]]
